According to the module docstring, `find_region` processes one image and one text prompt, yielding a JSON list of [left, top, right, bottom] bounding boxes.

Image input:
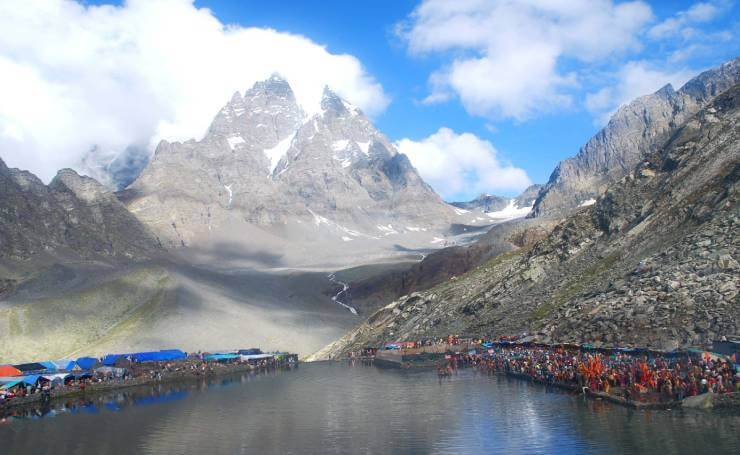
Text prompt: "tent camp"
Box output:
[[0, 365, 22, 377]]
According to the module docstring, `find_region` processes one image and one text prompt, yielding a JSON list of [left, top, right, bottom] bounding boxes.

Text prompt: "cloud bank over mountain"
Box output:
[[0, 0, 388, 184]]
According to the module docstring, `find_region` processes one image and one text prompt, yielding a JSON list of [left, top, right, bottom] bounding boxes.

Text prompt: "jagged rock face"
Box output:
[[514, 184, 543, 208], [532, 58, 740, 217], [126, 77, 453, 248], [0, 161, 161, 261], [272, 88, 443, 224], [312, 84, 740, 359], [451, 194, 509, 212]]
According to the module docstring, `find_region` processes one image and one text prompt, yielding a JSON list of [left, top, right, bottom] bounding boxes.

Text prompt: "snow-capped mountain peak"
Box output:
[[127, 76, 454, 248]]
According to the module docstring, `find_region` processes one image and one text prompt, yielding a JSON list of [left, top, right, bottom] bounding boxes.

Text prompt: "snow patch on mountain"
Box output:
[[332, 140, 349, 152], [226, 136, 245, 150], [485, 200, 532, 220], [265, 134, 295, 173], [357, 141, 370, 155], [376, 224, 398, 235], [307, 208, 371, 239]]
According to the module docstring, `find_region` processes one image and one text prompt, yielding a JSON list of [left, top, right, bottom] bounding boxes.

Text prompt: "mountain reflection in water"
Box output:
[[0, 362, 738, 454]]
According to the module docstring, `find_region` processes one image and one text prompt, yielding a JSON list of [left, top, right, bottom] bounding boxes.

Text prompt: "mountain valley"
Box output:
[[1, 59, 738, 364]]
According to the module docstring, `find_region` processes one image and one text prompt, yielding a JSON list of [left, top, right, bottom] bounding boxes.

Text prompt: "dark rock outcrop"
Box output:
[[0, 161, 161, 261]]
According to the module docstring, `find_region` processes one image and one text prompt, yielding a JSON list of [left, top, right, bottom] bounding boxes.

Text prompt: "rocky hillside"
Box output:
[[0, 160, 161, 263], [311, 83, 740, 360], [531, 58, 740, 218], [125, 76, 455, 249]]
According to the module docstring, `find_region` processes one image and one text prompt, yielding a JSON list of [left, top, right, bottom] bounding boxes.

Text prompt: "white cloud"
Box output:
[[648, 1, 724, 39], [0, 0, 389, 183], [396, 128, 531, 200], [399, 0, 654, 120], [585, 61, 697, 125]]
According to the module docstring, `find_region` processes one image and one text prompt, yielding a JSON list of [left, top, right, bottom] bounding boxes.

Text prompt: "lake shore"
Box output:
[[0, 359, 296, 415]]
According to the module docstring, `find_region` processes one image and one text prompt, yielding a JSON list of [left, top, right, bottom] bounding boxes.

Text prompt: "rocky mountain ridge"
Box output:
[[0, 158, 161, 263], [531, 57, 740, 218], [311, 82, 740, 360], [124, 76, 455, 250]]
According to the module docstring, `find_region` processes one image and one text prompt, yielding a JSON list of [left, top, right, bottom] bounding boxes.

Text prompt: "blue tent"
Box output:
[[159, 349, 187, 360], [0, 377, 39, 389], [102, 354, 127, 366], [131, 350, 186, 363], [238, 348, 262, 355], [75, 357, 99, 370], [40, 361, 58, 371]]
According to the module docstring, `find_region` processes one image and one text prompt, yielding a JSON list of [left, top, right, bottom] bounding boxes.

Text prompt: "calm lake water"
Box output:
[[0, 362, 738, 454]]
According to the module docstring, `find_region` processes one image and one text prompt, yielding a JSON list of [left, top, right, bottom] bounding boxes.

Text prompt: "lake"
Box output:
[[1, 362, 738, 454]]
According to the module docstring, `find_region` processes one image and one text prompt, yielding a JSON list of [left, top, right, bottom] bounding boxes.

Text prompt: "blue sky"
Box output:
[[202, 0, 739, 199], [2, 0, 739, 200]]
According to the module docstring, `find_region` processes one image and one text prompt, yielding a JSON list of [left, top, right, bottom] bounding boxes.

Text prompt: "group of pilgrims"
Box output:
[[461, 344, 739, 402], [371, 336, 739, 403]]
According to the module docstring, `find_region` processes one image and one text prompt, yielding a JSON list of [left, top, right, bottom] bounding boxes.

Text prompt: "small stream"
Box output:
[[327, 273, 358, 315]]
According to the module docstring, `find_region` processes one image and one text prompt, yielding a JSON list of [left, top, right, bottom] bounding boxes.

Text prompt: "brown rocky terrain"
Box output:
[[310, 83, 740, 360]]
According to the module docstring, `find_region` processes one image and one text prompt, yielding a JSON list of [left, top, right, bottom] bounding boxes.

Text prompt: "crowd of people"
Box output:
[[443, 344, 739, 402], [358, 336, 739, 403]]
